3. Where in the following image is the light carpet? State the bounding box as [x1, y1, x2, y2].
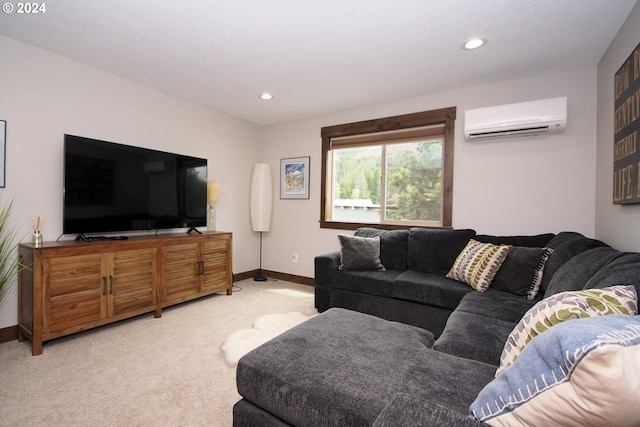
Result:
[0, 279, 317, 427]
[222, 311, 314, 365]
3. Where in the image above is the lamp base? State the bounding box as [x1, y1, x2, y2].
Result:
[253, 274, 268, 282]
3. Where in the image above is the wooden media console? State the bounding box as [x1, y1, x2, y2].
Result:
[18, 232, 232, 355]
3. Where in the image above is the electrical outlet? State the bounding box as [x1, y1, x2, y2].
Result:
[291, 254, 298, 263]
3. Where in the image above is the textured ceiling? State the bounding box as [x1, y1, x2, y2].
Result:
[0, 0, 636, 125]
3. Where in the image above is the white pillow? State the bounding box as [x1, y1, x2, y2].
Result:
[471, 314, 640, 426]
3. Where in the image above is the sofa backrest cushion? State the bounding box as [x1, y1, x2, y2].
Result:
[407, 228, 476, 275]
[583, 252, 640, 300]
[475, 233, 555, 248]
[544, 247, 621, 297]
[354, 228, 409, 271]
[539, 232, 609, 292]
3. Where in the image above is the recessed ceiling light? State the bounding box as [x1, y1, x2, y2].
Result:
[260, 93, 273, 100]
[462, 38, 487, 50]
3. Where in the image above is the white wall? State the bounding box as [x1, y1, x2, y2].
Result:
[0, 34, 607, 329]
[596, 2, 640, 251]
[0, 36, 261, 328]
[260, 66, 598, 278]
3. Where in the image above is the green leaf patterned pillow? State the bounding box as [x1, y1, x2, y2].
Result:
[446, 239, 510, 292]
[496, 285, 638, 376]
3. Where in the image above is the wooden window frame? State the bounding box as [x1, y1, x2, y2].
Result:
[320, 107, 456, 230]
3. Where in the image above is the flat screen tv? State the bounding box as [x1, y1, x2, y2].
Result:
[63, 134, 207, 237]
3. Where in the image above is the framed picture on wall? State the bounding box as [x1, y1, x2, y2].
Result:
[280, 156, 310, 199]
[613, 41, 640, 204]
[0, 121, 5, 188]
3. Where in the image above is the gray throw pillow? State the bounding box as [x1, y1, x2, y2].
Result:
[338, 234, 386, 271]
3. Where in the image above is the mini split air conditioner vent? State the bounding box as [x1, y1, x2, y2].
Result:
[464, 97, 567, 141]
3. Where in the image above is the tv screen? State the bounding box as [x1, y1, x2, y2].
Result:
[63, 134, 207, 236]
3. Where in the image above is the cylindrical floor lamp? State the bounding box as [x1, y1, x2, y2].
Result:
[250, 163, 272, 281]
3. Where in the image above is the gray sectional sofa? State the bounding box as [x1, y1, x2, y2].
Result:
[233, 228, 640, 426]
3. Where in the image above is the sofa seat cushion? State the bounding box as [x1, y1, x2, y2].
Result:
[433, 310, 517, 366]
[392, 270, 474, 309]
[432, 290, 536, 366]
[454, 290, 537, 323]
[332, 269, 403, 298]
[236, 308, 496, 427]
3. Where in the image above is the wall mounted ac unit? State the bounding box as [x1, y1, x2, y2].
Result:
[464, 97, 567, 141]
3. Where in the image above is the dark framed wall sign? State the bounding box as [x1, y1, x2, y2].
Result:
[613, 41, 640, 204]
[0, 120, 5, 188]
[280, 156, 310, 199]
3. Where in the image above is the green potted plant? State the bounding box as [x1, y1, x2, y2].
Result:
[0, 199, 21, 304]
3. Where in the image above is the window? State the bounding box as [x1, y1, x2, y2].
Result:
[320, 107, 456, 230]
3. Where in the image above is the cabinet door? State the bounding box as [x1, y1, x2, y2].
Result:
[163, 243, 199, 303]
[109, 248, 157, 317]
[44, 253, 106, 334]
[201, 238, 231, 294]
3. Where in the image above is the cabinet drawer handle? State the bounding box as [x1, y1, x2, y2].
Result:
[109, 276, 114, 294]
[102, 277, 107, 296]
